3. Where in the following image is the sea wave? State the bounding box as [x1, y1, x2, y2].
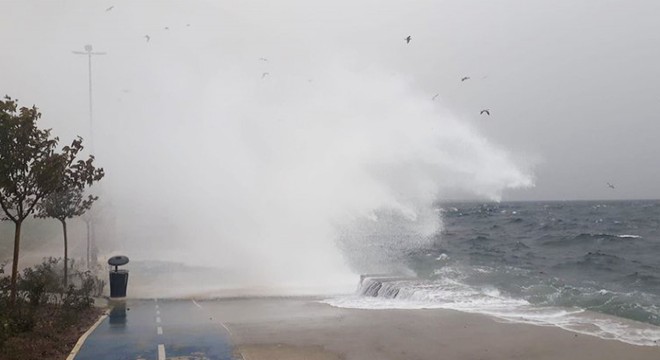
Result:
[323, 275, 660, 347]
[619, 234, 642, 239]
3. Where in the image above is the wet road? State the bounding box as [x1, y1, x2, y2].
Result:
[75, 299, 236, 360]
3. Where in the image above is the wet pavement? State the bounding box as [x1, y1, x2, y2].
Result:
[75, 299, 236, 360]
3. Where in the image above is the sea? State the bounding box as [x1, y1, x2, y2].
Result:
[325, 200, 660, 346]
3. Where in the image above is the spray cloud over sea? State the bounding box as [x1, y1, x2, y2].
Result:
[1, 1, 534, 296]
[106, 62, 532, 296]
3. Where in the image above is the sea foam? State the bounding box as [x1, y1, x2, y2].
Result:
[323, 275, 660, 347]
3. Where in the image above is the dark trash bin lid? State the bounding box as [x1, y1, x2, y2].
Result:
[108, 255, 129, 266]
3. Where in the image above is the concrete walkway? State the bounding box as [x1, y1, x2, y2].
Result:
[74, 299, 236, 360]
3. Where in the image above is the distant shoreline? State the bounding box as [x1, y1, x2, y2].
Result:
[437, 198, 660, 204]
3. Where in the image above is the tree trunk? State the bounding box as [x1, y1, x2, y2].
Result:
[9, 220, 22, 305]
[62, 219, 69, 287]
[86, 219, 90, 269]
[90, 219, 97, 266]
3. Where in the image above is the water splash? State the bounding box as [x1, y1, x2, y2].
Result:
[102, 63, 533, 296]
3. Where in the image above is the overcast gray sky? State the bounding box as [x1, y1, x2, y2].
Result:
[3, 0, 660, 287]
[3, 0, 658, 202]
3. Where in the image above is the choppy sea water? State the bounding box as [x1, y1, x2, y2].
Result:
[325, 200, 660, 346]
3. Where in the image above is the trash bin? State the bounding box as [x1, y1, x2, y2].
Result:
[109, 270, 129, 297]
[108, 255, 130, 298]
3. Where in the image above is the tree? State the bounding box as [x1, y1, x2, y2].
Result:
[35, 188, 98, 287]
[0, 96, 104, 304]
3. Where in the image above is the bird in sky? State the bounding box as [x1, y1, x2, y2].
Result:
[144, 35, 151, 42]
[480, 109, 490, 116]
[186, 24, 191, 27]
[405, 35, 412, 44]
[259, 57, 268, 61]
[262, 72, 269, 79]
[105, 5, 114, 12]
[607, 182, 616, 189]
[432, 94, 439, 101]
[461, 76, 470, 82]
[164, 26, 169, 30]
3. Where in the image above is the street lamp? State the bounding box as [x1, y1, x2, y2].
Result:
[72, 44, 106, 151]
[72, 44, 106, 268]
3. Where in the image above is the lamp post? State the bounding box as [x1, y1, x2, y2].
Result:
[72, 44, 106, 151]
[72, 44, 106, 268]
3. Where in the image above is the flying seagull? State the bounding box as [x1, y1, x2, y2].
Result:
[461, 76, 470, 82]
[186, 24, 191, 27]
[607, 182, 616, 189]
[261, 72, 269, 79]
[259, 57, 268, 61]
[432, 94, 439, 101]
[144, 35, 151, 42]
[105, 5, 114, 12]
[164, 26, 169, 30]
[405, 35, 412, 44]
[480, 109, 490, 116]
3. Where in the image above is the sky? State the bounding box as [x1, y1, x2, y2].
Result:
[2, 0, 660, 290]
[2, 0, 658, 202]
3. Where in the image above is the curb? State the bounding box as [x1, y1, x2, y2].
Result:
[66, 312, 108, 360]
